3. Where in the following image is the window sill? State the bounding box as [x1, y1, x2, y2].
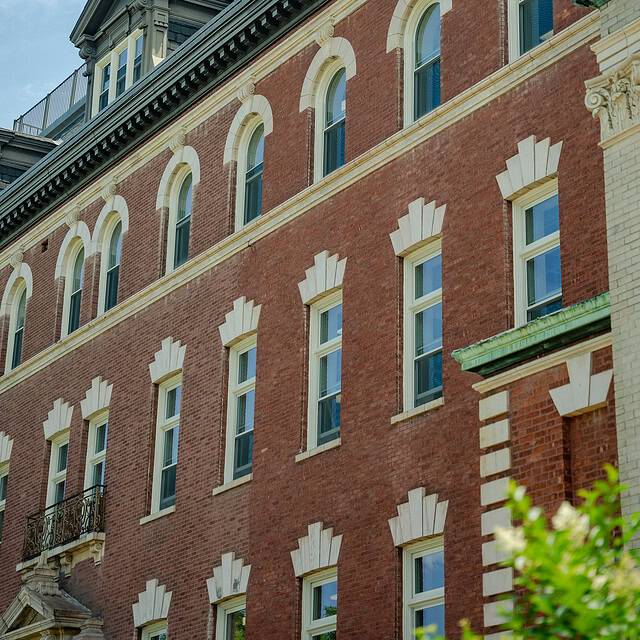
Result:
[212, 473, 253, 496]
[391, 397, 444, 425]
[139, 505, 175, 525]
[295, 437, 341, 463]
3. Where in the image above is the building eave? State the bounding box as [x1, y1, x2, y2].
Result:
[0, 0, 327, 250]
[573, 0, 611, 8]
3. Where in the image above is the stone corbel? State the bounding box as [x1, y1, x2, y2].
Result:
[585, 55, 640, 141]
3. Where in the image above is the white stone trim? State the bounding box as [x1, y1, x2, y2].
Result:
[480, 448, 511, 478]
[386, 0, 452, 52]
[0, 262, 33, 317]
[93, 195, 130, 248]
[54, 222, 93, 280]
[0, 431, 13, 464]
[223, 95, 274, 165]
[549, 353, 613, 417]
[496, 135, 563, 201]
[482, 568, 513, 597]
[43, 398, 74, 441]
[132, 579, 172, 628]
[148, 337, 186, 384]
[206, 552, 251, 604]
[299, 37, 357, 112]
[218, 297, 261, 347]
[80, 376, 113, 421]
[479, 391, 509, 421]
[290, 521, 343, 577]
[390, 198, 446, 256]
[482, 539, 508, 566]
[388, 488, 449, 547]
[481, 507, 511, 537]
[484, 599, 514, 628]
[155, 145, 201, 211]
[298, 251, 347, 305]
[481, 477, 510, 507]
[479, 419, 510, 449]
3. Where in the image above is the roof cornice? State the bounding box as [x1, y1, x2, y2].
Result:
[0, 0, 327, 249]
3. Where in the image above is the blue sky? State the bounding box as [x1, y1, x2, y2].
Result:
[0, 0, 87, 129]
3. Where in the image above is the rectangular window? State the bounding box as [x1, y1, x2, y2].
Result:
[174, 214, 190, 269]
[403, 541, 445, 640]
[302, 570, 338, 640]
[68, 288, 82, 334]
[85, 417, 108, 489]
[142, 623, 167, 640]
[133, 35, 144, 83]
[215, 597, 246, 640]
[0, 468, 7, 543]
[152, 379, 181, 513]
[47, 437, 69, 507]
[225, 339, 256, 483]
[99, 64, 111, 111]
[308, 295, 342, 449]
[404, 245, 443, 411]
[514, 186, 562, 326]
[115, 49, 128, 97]
[511, 0, 553, 59]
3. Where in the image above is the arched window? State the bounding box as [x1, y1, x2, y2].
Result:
[414, 3, 441, 120]
[168, 172, 192, 271]
[243, 123, 265, 226]
[6, 285, 27, 371]
[67, 247, 85, 335]
[322, 67, 347, 177]
[103, 221, 122, 312]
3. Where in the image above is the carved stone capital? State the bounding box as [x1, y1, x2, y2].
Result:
[101, 181, 117, 202]
[10, 249, 24, 269]
[65, 206, 81, 229]
[585, 55, 640, 141]
[237, 77, 256, 103]
[315, 20, 335, 47]
[79, 44, 97, 62]
[169, 128, 187, 153]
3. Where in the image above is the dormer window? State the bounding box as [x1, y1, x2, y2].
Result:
[92, 30, 145, 115]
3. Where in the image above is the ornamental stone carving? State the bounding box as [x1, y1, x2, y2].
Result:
[218, 297, 261, 347]
[237, 77, 257, 103]
[132, 579, 172, 628]
[148, 337, 186, 384]
[206, 552, 251, 604]
[43, 398, 74, 441]
[315, 20, 335, 47]
[298, 251, 347, 305]
[290, 522, 342, 577]
[388, 488, 449, 547]
[81, 376, 113, 420]
[585, 55, 640, 141]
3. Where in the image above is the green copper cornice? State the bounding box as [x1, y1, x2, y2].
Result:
[574, 0, 611, 7]
[452, 292, 611, 377]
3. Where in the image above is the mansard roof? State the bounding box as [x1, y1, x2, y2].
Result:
[0, 0, 328, 250]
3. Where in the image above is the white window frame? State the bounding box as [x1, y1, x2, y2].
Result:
[4, 280, 27, 372]
[403, 537, 445, 640]
[84, 412, 108, 491]
[165, 166, 193, 275]
[92, 29, 145, 115]
[0, 463, 8, 543]
[141, 621, 168, 640]
[215, 595, 246, 640]
[403, 241, 443, 412]
[150, 375, 182, 515]
[234, 118, 265, 232]
[512, 179, 560, 327]
[224, 336, 257, 484]
[61, 241, 85, 339]
[97, 214, 123, 315]
[508, 0, 554, 63]
[302, 567, 338, 640]
[46, 433, 69, 508]
[313, 59, 347, 184]
[402, 0, 441, 127]
[307, 291, 342, 452]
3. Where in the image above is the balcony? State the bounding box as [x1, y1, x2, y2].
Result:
[18, 485, 106, 574]
[13, 64, 88, 141]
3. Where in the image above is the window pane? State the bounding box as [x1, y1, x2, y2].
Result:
[415, 303, 442, 357]
[150, 633, 167, 640]
[160, 465, 177, 509]
[99, 64, 110, 111]
[226, 609, 246, 640]
[11, 328, 23, 369]
[323, 120, 346, 177]
[166, 386, 182, 419]
[325, 69, 346, 127]
[0, 509, 4, 543]
[133, 36, 144, 83]
[55, 480, 66, 504]
[312, 580, 338, 620]
[415, 255, 442, 300]
[519, 0, 553, 54]
[72, 249, 85, 291]
[312, 633, 336, 640]
[320, 304, 343, 344]
[318, 394, 341, 444]
[92, 460, 106, 487]
[415, 550, 445, 593]
[415, 60, 441, 119]
[415, 351, 442, 406]
[57, 444, 68, 473]
[247, 124, 265, 170]
[16, 289, 26, 329]
[0, 475, 7, 501]
[319, 349, 342, 398]
[526, 245, 562, 308]
[236, 391, 255, 435]
[105, 265, 120, 311]
[234, 431, 253, 479]
[116, 49, 127, 96]
[163, 427, 179, 467]
[238, 348, 257, 384]
[415, 603, 445, 636]
[416, 4, 441, 66]
[108, 221, 122, 268]
[68, 290, 82, 333]
[244, 166, 263, 224]
[95, 423, 108, 454]
[174, 218, 190, 268]
[525, 194, 559, 245]
[527, 296, 563, 322]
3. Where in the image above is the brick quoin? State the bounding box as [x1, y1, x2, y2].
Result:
[0, 0, 617, 639]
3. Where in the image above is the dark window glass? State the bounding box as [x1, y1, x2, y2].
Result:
[312, 580, 338, 620]
[11, 288, 26, 369]
[99, 64, 111, 111]
[415, 604, 445, 636]
[414, 4, 441, 119]
[105, 221, 122, 311]
[116, 49, 128, 97]
[525, 194, 559, 245]
[244, 124, 265, 225]
[323, 69, 346, 177]
[415, 255, 442, 299]
[174, 174, 192, 269]
[133, 36, 144, 83]
[415, 550, 445, 593]
[519, 0, 553, 55]
[226, 610, 246, 640]
[318, 349, 342, 445]
[526, 246, 562, 321]
[234, 390, 255, 479]
[67, 248, 84, 334]
[414, 303, 443, 406]
[160, 425, 178, 509]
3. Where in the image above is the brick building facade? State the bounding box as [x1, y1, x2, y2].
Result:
[0, 0, 629, 638]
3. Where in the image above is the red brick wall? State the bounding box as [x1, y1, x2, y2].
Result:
[0, 1, 611, 639]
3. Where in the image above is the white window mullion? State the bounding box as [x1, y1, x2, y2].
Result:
[302, 569, 338, 640]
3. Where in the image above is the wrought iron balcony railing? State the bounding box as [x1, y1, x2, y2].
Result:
[22, 485, 106, 561]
